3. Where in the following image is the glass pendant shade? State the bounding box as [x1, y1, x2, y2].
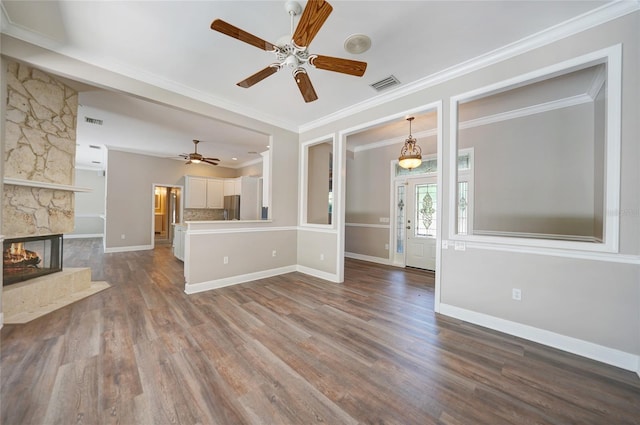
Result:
[398, 117, 422, 169]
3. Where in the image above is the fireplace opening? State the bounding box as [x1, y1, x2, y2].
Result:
[3, 234, 63, 286]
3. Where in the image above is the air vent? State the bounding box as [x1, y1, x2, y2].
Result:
[370, 75, 400, 92]
[84, 117, 103, 125]
[91, 161, 102, 164]
[89, 144, 101, 150]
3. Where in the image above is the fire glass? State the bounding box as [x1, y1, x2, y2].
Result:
[3, 234, 63, 286]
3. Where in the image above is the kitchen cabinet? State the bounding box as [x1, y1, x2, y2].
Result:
[206, 179, 224, 208]
[173, 224, 186, 261]
[223, 178, 243, 196]
[184, 176, 207, 208]
[184, 176, 223, 209]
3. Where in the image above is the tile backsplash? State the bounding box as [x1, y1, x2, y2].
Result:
[183, 208, 225, 221]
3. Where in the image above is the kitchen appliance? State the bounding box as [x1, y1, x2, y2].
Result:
[224, 195, 240, 220]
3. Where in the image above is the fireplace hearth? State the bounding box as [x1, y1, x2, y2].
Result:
[3, 234, 63, 286]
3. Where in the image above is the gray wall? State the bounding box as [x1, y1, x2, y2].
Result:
[344, 134, 437, 261]
[459, 104, 596, 236]
[105, 151, 237, 249]
[301, 12, 640, 360]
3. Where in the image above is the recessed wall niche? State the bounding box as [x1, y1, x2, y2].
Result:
[449, 46, 621, 252]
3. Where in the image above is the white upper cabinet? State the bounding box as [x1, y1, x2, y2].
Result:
[206, 179, 224, 208]
[184, 176, 207, 208]
[184, 176, 223, 209]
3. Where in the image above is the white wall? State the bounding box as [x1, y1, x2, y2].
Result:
[69, 168, 106, 237]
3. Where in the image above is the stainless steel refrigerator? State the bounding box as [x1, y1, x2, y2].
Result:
[223, 195, 240, 220]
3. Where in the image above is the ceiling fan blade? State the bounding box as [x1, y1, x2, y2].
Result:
[310, 55, 367, 77]
[293, 69, 318, 103]
[203, 157, 220, 162]
[292, 0, 333, 48]
[211, 19, 276, 51]
[202, 159, 219, 166]
[237, 65, 279, 88]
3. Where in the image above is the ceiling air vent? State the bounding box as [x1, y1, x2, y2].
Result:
[370, 75, 400, 92]
[84, 116, 103, 125]
[89, 144, 101, 149]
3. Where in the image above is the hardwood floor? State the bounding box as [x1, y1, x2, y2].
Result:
[1, 238, 639, 424]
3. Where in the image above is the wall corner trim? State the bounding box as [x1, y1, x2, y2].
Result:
[439, 303, 639, 373]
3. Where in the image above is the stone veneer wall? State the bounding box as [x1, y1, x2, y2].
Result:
[3, 61, 77, 238]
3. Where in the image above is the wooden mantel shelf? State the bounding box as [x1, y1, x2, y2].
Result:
[4, 177, 91, 193]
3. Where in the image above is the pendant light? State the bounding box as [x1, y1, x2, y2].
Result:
[398, 117, 422, 169]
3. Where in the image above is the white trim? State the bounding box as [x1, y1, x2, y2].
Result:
[299, 1, 639, 133]
[104, 244, 153, 253]
[186, 225, 296, 235]
[65, 233, 104, 239]
[345, 252, 393, 266]
[472, 230, 600, 243]
[434, 101, 443, 313]
[458, 94, 592, 131]
[444, 239, 640, 265]
[296, 265, 340, 283]
[439, 303, 640, 374]
[74, 214, 105, 219]
[0, 313, 3, 330]
[184, 265, 297, 294]
[345, 222, 390, 229]
[3, 177, 91, 192]
[587, 63, 607, 99]
[448, 45, 622, 254]
[296, 226, 337, 234]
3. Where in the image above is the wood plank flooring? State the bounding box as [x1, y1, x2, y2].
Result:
[1, 237, 639, 424]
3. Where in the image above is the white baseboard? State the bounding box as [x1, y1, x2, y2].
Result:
[439, 303, 640, 375]
[345, 252, 392, 266]
[0, 312, 3, 329]
[296, 265, 341, 283]
[104, 244, 153, 253]
[65, 233, 104, 239]
[184, 265, 297, 294]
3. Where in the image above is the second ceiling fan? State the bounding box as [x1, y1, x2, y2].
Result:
[211, 0, 367, 103]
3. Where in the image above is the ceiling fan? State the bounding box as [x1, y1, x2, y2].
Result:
[210, 0, 367, 103]
[180, 140, 220, 165]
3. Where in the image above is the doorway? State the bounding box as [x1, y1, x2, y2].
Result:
[153, 185, 182, 245]
[404, 177, 437, 270]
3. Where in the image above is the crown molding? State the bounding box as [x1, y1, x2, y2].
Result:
[458, 93, 593, 131]
[299, 0, 640, 134]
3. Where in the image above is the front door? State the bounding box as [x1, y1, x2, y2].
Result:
[405, 177, 437, 270]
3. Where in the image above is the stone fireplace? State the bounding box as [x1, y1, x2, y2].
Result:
[3, 234, 63, 286]
[2, 61, 109, 324]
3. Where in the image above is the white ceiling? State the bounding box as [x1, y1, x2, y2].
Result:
[1, 0, 613, 168]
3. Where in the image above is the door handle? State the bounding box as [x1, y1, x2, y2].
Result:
[406, 225, 411, 229]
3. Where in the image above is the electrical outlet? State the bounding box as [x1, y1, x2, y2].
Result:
[272, 250, 277, 257]
[379, 217, 390, 223]
[223, 256, 229, 264]
[320, 253, 325, 261]
[442, 241, 449, 249]
[454, 241, 466, 251]
[384, 243, 389, 250]
[121, 234, 126, 240]
[512, 288, 522, 301]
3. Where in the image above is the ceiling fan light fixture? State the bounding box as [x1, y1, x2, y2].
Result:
[398, 117, 422, 170]
[344, 34, 371, 54]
